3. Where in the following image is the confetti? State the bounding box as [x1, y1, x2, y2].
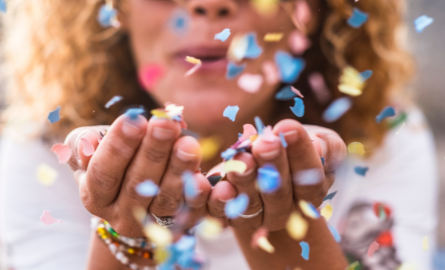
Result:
[360, 70, 373, 81]
[199, 137, 220, 161]
[237, 73, 263, 93]
[105, 96, 123, 109]
[290, 97, 305, 117]
[321, 204, 333, 221]
[293, 1, 311, 26]
[275, 85, 297, 101]
[182, 171, 199, 199]
[0, 0, 6, 13]
[223, 105, 240, 122]
[185, 62, 202, 76]
[257, 164, 281, 194]
[221, 148, 238, 160]
[252, 228, 274, 253]
[288, 31, 311, 55]
[295, 169, 323, 186]
[346, 261, 360, 270]
[348, 142, 365, 155]
[80, 138, 95, 157]
[215, 28, 231, 42]
[257, 236, 275, 253]
[224, 193, 249, 219]
[323, 191, 338, 201]
[414, 15, 433, 33]
[279, 132, 288, 148]
[51, 144, 71, 164]
[255, 116, 265, 135]
[308, 72, 330, 104]
[244, 32, 263, 59]
[145, 223, 173, 247]
[354, 166, 369, 176]
[367, 241, 379, 257]
[125, 107, 145, 120]
[299, 241, 309, 260]
[37, 164, 58, 186]
[48, 106, 61, 124]
[40, 210, 62, 225]
[299, 200, 320, 219]
[226, 62, 246, 80]
[286, 211, 308, 240]
[423, 236, 428, 251]
[264, 33, 283, 42]
[322, 97, 352, 122]
[329, 224, 341, 242]
[98, 3, 118, 28]
[275, 51, 305, 84]
[376, 106, 396, 123]
[138, 64, 164, 91]
[136, 180, 159, 197]
[196, 217, 223, 239]
[339, 67, 365, 96]
[398, 263, 416, 270]
[185, 56, 201, 65]
[224, 160, 247, 174]
[169, 9, 189, 35]
[261, 61, 280, 85]
[227, 34, 249, 61]
[251, 0, 279, 16]
[347, 8, 368, 28]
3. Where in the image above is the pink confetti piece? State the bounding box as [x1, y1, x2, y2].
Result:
[308, 72, 331, 104]
[261, 61, 280, 85]
[294, 1, 311, 25]
[262, 126, 277, 142]
[251, 227, 268, 249]
[367, 241, 379, 257]
[80, 138, 95, 157]
[289, 31, 311, 55]
[40, 210, 62, 225]
[239, 124, 258, 141]
[291, 86, 304, 98]
[138, 64, 164, 92]
[50, 143, 71, 164]
[237, 73, 263, 93]
[185, 63, 201, 76]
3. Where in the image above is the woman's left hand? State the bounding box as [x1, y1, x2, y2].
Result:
[207, 119, 347, 231]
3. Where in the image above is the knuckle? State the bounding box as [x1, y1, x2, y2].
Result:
[88, 162, 120, 192]
[264, 185, 292, 202]
[152, 192, 182, 213]
[124, 177, 146, 201]
[248, 195, 263, 211]
[143, 146, 170, 164]
[108, 137, 135, 160]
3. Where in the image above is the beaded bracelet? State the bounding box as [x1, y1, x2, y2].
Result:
[103, 220, 155, 249]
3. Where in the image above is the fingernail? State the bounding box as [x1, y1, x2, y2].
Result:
[75, 130, 89, 161]
[153, 127, 175, 140]
[283, 130, 298, 144]
[177, 149, 196, 162]
[235, 168, 255, 177]
[122, 119, 143, 137]
[219, 199, 229, 203]
[317, 137, 327, 158]
[259, 149, 280, 160]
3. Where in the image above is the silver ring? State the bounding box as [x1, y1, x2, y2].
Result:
[239, 208, 263, 219]
[151, 213, 176, 228]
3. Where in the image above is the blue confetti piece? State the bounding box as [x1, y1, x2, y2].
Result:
[136, 180, 159, 197]
[175, 235, 196, 251]
[105, 95, 123, 109]
[47, 106, 61, 124]
[321, 157, 325, 166]
[376, 106, 396, 123]
[182, 171, 198, 199]
[279, 132, 288, 148]
[347, 8, 368, 28]
[257, 164, 281, 194]
[170, 9, 189, 35]
[275, 85, 297, 100]
[328, 224, 341, 242]
[323, 97, 352, 123]
[254, 116, 265, 135]
[360, 70, 373, 81]
[221, 148, 237, 160]
[0, 0, 6, 13]
[354, 166, 369, 176]
[274, 51, 306, 84]
[215, 28, 231, 42]
[98, 4, 117, 27]
[223, 105, 240, 122]
[290, 97, 305, 117]
[238, 133, 243, 138]
[226, 62, 246, 80]
[125, 108, 145, 120]
[300, 241, 310, 260]
[225, 193, 249, 219]
[244, 32, 263, 59]
[177, 250, 203, 270]
[415, 15, 433, 33]
[323, 191, 338, 201]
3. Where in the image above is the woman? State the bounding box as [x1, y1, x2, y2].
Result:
[0, 0, 437, 269]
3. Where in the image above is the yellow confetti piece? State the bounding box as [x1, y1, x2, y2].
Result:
[197, 217, 223, 239]
[257, 236, 275, 253]
[132, 206, 146, 224]
[286, 211, 308, 240]
[37, 164, 58, 186]
[338, 67, 364, 96]
[251, 0, 279, 16]
[264, 33, 283, 42]
[228, 34, 248, 62]
[299, 200, 320, 219]
[321, 203, 333, 221]
[338, 84, 362, 96]
[397, 263, 417, 270]
[199, 136, 221, 161]
[422, 236, 428, 251]
[346, 261, 360, 270]
[224, 159, 247, 174]
[154, 247, 170, 264]
[144, 223, 172, 247]
[348, 142, 365, 156]
[185, 56, 202, 65]
[151, 109, 170, 119]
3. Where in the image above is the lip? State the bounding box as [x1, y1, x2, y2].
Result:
[174, 45, 229, 73]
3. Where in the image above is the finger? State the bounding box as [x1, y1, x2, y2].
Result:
[149, 136, 202, 217]
[116, 117, 182, 216]
[181, 173, 212, 228]
[207, 180, 237, 219]
[226, 152, 263, 230]
[273, 119, 327, 207]
[251, 131, 294, 231]
[81, 114, 147, 210]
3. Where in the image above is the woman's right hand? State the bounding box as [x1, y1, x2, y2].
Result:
[65, 113, 212, 237]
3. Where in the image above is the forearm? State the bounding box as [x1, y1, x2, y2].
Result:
[233, 217, 348, 270]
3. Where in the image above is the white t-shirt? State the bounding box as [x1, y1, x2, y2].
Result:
[0, 108, 438, 270]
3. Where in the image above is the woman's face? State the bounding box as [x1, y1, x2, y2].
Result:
[122, 0, 297, 134]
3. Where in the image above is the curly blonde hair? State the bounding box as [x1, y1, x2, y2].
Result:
[1, 0, 413, 149]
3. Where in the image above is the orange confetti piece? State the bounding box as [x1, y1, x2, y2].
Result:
[264, 33, 283, 42]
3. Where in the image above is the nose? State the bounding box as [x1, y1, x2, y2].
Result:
[187, 0, 238, 20]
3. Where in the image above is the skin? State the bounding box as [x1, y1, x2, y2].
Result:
[65, 0, 348, 269]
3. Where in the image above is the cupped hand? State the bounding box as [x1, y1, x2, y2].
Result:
[65, 113, 211, 237]
[207, 119, 347, 231]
